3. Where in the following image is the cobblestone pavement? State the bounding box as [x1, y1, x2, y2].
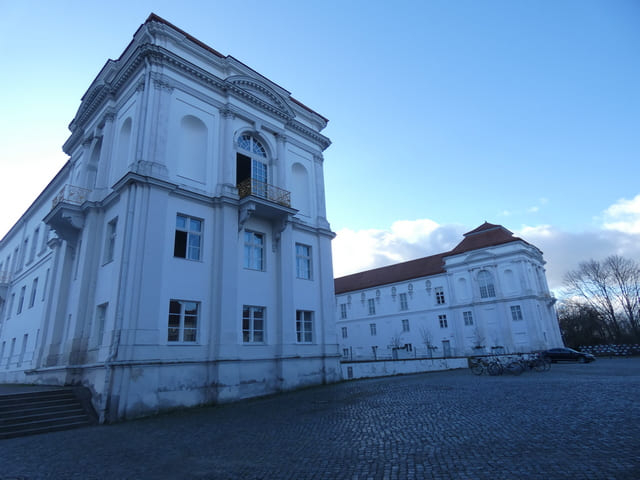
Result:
[2, 358, 639, 480]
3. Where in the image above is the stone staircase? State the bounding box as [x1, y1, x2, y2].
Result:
[0, 387, 97, 439]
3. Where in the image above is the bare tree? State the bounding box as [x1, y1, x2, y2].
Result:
[563, 255, 640, 342]
[389, 332, 403, 359]
[605, 255, 640, 339]
[419, 327, 438, 357]
[472, 326, 486, 352]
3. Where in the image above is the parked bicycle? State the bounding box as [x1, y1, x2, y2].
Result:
[469, 356, 503, 376]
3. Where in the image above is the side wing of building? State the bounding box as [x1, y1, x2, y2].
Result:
[335, 226, 563, 360]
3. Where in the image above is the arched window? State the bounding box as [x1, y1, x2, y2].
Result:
[236, 134, 267, 181]
[477, 270, 496, 298]
[236, 134, 268, 197]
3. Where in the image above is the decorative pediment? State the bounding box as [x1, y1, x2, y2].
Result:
[226, 75, 295, 119]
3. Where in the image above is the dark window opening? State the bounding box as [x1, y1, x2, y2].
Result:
[236, 153, 251, 185]
[174, 230, 187, 258]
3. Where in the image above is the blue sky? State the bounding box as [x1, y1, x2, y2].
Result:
[1, 0, 639, 290]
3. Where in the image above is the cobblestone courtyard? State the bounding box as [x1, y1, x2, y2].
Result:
[2, 358, 639, 479]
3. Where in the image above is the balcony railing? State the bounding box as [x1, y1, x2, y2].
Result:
[237, 178, 291, 208]
[52, 185, 90, 209]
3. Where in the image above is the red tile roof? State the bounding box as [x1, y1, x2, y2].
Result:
[334, 222, 531, 294]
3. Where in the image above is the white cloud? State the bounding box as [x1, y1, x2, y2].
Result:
[331, 212, 640, 296]
[332, 219, 465, 278]
[603, 194, 640, 234]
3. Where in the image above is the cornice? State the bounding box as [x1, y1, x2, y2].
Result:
[65, 42, 331, 154]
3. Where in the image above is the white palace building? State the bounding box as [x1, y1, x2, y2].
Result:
[0, 14, 341, 421]
[335, 223, 563, 361]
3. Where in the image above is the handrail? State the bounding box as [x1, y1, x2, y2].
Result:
[237, 178, 291, 207]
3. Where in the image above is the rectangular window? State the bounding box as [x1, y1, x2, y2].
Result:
[28, 278, 38, 308]
[17, 286, 26, 315]
[19, 238, 29, 271]
[343, 348, 350, 358]
[402, 319, 410, 332]
[12, 247, 19, 273]
[435, 287, 445, 305]
[174, 214, 202, 261]
[94, 303, 108, 347]
[367, 298, 376, 315]
[399, 293, 408, 311]
[439, 314, 448, 328]
[104, 218, 118, 263]
[370, 323, 377, 336]
[7, 294, 15, 319]
[40, 226, 50, 254]
[341, 326, 348, 338]
[295, 243, 312, 280]
[243, 231, 264, 270]
[296, 310, 314, 343]
[167, 300, 199, 343]
[30, 228, 40, 263]
[243, 305, 265, 343]
[511, 305, 523, 321]
[17, 334, 28, 368]
[340, 303, 348, 320]
[42, 268, 50, 302]
[463, 311, 474, 326]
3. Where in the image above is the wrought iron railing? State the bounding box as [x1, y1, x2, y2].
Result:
[52, 185, 90, 209]
[237, 178, 291, 207]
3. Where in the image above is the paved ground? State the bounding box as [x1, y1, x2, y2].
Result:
[1, 358, 639, 480]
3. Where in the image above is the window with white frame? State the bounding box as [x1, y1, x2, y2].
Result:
[367, 298, 376, 315]
[340, 303, 348, 319]
[28, 278, 38, 308]
[295, 243, 312, 280]
[511, 305, 523, 321]
[463, 311, 474, 326]
[296, 310, 313, 343]
[402, 319, 410, 332]
[17, 286, 26, 315]
[439, 314, 448, 328]
[174, 215, 201, 261]
[242, 305, 265, 343]
[399, 292, 408, 311]
[243, 231, 264, 270]
[104, 218, 118, 264]
[435, 287, 445, 304]
[478, 270, 496, 298]
[341, 326, 348, 338]
[370, 323, 377, 336]
[167, 300, 199, 343]
[343, 348, 350, 358]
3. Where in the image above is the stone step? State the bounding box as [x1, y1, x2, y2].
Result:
[0, 387, 96, 439]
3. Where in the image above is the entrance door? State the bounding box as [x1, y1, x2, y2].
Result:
[442, 340, 451, 358]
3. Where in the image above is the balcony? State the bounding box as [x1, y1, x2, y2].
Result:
[237, 178, 291, 208]
[44, 185, 88, 245]
[52, 185, 90, 209]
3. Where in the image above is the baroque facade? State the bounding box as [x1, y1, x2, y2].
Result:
[0, 14, 340, 421]
[335, 223, 563, 360]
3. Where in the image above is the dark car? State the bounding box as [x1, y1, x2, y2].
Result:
[541, 347, 596, 363]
